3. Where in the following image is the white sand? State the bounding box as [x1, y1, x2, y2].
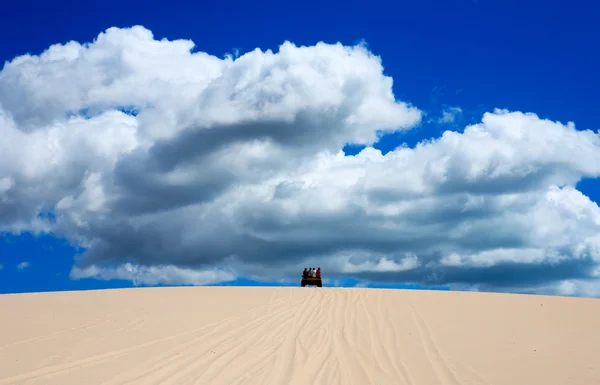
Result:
[1, 286, 599, 385]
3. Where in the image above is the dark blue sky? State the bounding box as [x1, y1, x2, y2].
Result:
[1, 0, 598, 293]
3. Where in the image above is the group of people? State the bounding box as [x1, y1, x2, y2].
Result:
[302, 267, 321, 279]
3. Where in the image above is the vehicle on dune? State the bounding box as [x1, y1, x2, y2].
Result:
[301, 276, 322, 287]
[301, 267, 322, 287]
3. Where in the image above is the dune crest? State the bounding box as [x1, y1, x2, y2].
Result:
[1, 286, 599, 385]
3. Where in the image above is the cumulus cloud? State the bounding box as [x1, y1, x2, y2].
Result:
[341, 254, 420, 273]
[70, 263, 235, 286]
[16, 262, 30, 271]
[1, 26, 600, 295]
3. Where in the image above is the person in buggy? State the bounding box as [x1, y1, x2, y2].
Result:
[301, 267, 322, 287]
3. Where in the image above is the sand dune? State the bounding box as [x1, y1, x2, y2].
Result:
[1, 287, 599, 385]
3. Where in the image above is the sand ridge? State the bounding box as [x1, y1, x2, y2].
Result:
[1, 286, 599, 384]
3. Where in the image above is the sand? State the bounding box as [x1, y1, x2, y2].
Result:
[1, 286, 599, 385]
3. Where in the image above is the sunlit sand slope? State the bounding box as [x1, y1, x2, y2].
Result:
[1, 286, 599, 385]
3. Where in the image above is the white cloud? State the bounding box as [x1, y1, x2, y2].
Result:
[436, 106, 462, 124]
[342, 254, 420, 273]
[1, 26, 600, 295]
[440, 248, 564, 268]
[507, 279, 600, 298]
[70, 263, 236, 286]
[16, 261, 30, 271]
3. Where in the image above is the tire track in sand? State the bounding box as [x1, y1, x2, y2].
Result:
[283, 289, 335, 385]
[0, 307, 131, 353]
[377, 290, 416, 385]
[261, 287, 327, 385]
[359, 289, 406, 384]
[99, 292, 307, 385]
[1, 288, 499, 385]
[410, 303, 462, 385]
[160, 288, 326, 385]
[179, 289, 321, 385]
[0, 295, 294, 385]
[332, 289, 376, 385]
[204, 289, 333, 385]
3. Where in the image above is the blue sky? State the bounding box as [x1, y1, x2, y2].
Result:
[1, 0, 599, 295]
